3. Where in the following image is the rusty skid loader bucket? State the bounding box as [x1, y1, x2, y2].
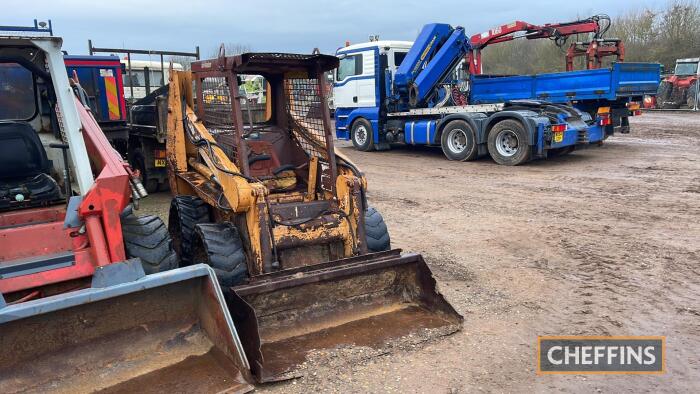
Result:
[0, 265, 254, 394]
[227, 250, 462, 382]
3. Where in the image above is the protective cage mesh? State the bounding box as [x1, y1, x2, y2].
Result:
[284, 78, 329, 159]
[198, 76, 240, 164]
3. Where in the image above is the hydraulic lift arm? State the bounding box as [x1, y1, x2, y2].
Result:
[392, 23, 471, 108]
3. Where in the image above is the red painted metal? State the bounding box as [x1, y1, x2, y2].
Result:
[0, 95, 133, 297]
[0, 219, 73, 261]
[0, 205, 65, 228]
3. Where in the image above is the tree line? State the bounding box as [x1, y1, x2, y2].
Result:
[481, 0, 700, 75]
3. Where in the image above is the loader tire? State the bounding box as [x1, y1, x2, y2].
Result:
[192, 223, 248, 287]
[487, 119, 531, 166]
[365, 207, 391, 252]
[351, 118, 375, 151]
[169, 196, 210, 265]
[121, 213, 178, 274]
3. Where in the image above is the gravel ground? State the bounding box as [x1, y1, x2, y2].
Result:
[140, 111, 700, 393]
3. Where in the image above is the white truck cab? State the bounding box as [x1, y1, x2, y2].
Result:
[334, 41, 412, 109]
[333, 41, 412, 144]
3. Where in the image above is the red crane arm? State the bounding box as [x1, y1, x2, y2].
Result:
[470, 20, 600, 49]
[468, 15, 620, 74]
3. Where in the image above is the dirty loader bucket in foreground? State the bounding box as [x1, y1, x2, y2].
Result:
[0, 265, 254, 394]
[227, 250, 462, 382]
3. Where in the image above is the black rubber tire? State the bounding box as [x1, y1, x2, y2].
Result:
[121, 212, 178, 274]
[351, 118, 375, 151]
[667, 87, 686, 109]
[656, 80, 672, 102]
[168, 196, 210, 265]
[192, 223, 248, 287]
[440, 120, 478, 161]
[365, 207, 391, 252]
[487, 119, 531, 166]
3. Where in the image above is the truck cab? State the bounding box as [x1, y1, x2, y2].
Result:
[334, 41, 411, 143]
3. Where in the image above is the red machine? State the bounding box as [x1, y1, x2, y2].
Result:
[0, 27, 178, 300]
[655, 58, 699, 109]
[1, 28, 253, 393]
[469, 14, 624, 74]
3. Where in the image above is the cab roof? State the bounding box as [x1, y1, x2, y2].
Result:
[192, 52, 339, 75]
[337, 40, 414, 53]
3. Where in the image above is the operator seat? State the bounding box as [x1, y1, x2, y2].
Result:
[0, 121, 62, 209]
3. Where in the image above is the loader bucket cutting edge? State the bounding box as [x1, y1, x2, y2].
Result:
[227, 250, 463, 382]
[0, 264, 254, 394]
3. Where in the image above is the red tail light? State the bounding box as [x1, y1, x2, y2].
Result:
[632, 110, 642, 116]
[551, 124, 566, 132]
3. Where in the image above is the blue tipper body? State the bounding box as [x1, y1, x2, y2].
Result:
[469, 62, 661, 104]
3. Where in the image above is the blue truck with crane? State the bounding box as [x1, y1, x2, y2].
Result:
[334, 20, 661, 165]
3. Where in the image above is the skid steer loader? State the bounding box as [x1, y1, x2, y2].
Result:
[166, 50, 463, 382]
[0, 27, 253, 393]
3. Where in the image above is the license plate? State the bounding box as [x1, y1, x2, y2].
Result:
[554, 131, 564, 143]
[154, 159, 166, 167]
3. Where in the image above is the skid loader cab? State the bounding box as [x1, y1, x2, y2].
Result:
[169, 52, 373, 278]
[168, 51, 462, 383]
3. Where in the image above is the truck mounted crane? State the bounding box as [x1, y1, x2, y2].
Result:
[468, 14, 623, 74]
[334, 23, 610, 165]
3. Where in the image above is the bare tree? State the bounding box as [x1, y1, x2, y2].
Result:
[482, 0, 700, 74]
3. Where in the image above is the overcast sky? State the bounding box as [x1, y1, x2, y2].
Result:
[6, 0, 664, 58]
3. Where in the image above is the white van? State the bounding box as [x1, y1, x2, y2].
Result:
[121, 59, 183, 101]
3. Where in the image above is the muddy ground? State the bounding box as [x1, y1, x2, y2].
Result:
[141, 111, 699, 393]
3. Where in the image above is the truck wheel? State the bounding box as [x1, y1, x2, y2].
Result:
[365, 207, 391, 252]
[169, 196, 210, 265]
[487, 119, 531, 166]
[192, 223, 248, 287]
[351, 118, 375, 151]
[121, 212, 178, 274]
[440, 120, 477, 161]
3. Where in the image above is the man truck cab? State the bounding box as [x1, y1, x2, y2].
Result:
[334, 41, 411, 143]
